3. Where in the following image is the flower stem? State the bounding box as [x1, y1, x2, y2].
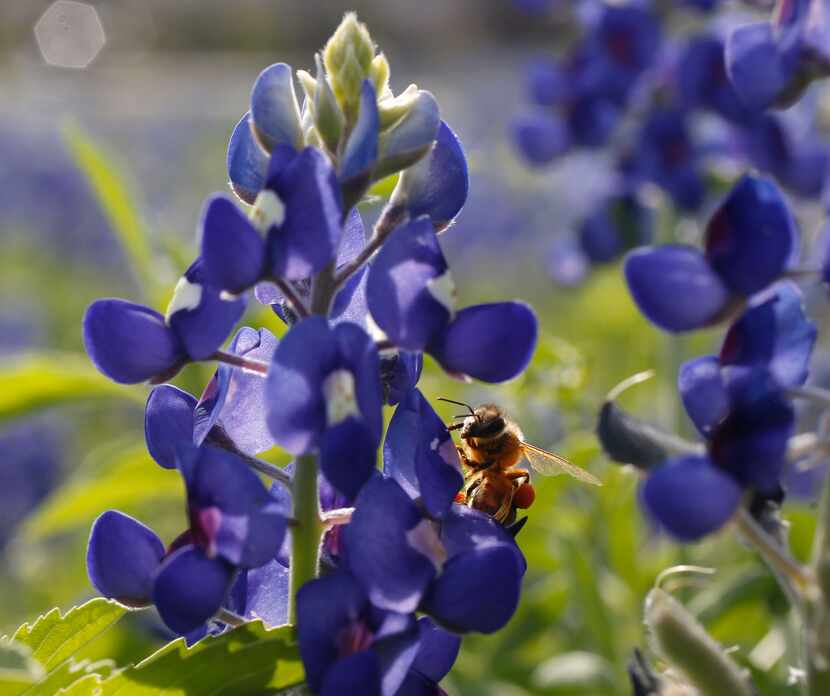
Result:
[273, 278, 310, 319]
[215, 607, 246, 627]
[807, 471, 830, 695]
[734, 508, 816, 603]
[332, 202, 406, 291]
[238, 453, 292, 489]
[210, 350, 270, 375]
[289, 453, 323, 624]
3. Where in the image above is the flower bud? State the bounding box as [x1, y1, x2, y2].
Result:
[645, 588, 754, 696]
[323, 13, 376, 120]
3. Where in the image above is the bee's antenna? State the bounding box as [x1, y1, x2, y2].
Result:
[437, 397, 480, 421]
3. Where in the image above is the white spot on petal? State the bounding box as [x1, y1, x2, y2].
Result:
[323, 369, 360, 426]
[426, 270, 457, 317]
[429, 437, 440, 451]
[405, 519, 446, 573]
[250, 189, 286, 233]
[165, 277, 203, 323]
[365, 312, 390, 345]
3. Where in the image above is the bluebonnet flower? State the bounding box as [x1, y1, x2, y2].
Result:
[640, 282, 814, 540]
[625, 174, 798, 332]
[297, 569, 421, 696]
[265, 316, 383, 500]
[83, 258, 246, 384]
[203, 144, 344, 292]
[367, 217, 538, 382]
[578, 191, 654, 264]
[510, 4, 660, 164]
[144, 327, 278, 468]
[726, 0, 830, 112]
[87, 444, 287, 634]
[339, 390, 525, 633]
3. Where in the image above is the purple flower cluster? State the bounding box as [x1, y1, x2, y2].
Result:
[81, 14, 537, 694]
[612, 168, 822, 541]
[514, 3, 830, 286]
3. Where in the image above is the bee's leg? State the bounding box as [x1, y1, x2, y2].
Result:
[493, 486, 516, 524]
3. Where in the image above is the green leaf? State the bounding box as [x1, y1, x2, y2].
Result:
[8, 599, 127, 672]
[72, 621, 305, 695]
[62, 124, 155, 294]
[22, 446, 181, 542]
[0, 352, 144, 423]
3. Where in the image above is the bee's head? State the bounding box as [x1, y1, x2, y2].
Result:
[439, 398, 508, 440]
[461, 404, 506, 440]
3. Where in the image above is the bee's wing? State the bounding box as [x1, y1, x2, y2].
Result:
[521, 442, 602, 485]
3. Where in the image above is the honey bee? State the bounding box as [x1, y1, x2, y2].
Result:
[440, 399, 601, 525]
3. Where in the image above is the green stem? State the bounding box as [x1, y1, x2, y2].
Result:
[807, 472, 830, 695]
[289, 453, 324, 624]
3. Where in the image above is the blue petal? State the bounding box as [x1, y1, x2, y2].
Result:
[705, 174, 797, 296]
[394, 121, 469, 228]
[579, 208, 622, 263]
[641, 456, 741, 542]
[439, 504, 524, 574]
[377, 91, 441, 176]
[710, 373, 794, 494]
[321, 651, 382, 696]
[145, 385, 197, 469]
[331, 265, 370, 327]
[337, 208, 368, 267]
[167, 259, 247, 361]
[153, 546, 235, 635]
[199, 194, 266, 294]
[720, 281, 816, 389]
[227, 112, 269, 205]
[195, 327, 279, 454]
[511, 110, 569, 166]
[372, 614, 422, 696]
[344, 477, 438, 614]
[367, 217, 452, 350]
[624, 245, 730, 332]
[266, 316, 338, 454]
[241, 558, 289, 626]
[297, 570, 368, 694]
[411, 617, 460, 683]
[341, 81, 379, 185]
[183, 445, 286, 568]
[382, 351, 423, 407]
[267, 147, 344, 280]
[87, 510, 164, 607]
[725, 22, 793, 111]
[383, 388, 463, 518]
[421, 544, 523, 634]
[677, 356, 729, 438]
[428, 302, 538, 383]
[526, 56, 568, 106]
[83, 299, 184, 384]
[334, 321, 384, 444]
[320, 416, 378, 502]
[250, 63, 303, 152]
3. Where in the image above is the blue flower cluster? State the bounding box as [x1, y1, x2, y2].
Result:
[513, 2, 830, 285]
[81, 14, 537, 693]
[616, 171, 822, 541]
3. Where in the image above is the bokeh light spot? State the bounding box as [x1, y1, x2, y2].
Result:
[34, 1, 106, 69]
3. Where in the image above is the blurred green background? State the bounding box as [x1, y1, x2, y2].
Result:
[0, 1, 818, 694]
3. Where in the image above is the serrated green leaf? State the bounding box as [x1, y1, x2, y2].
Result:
[22, 445, 180, 542]
[62, 124, 155, 295]
[0, 352, 144, 423]
[72, 621, 305, 695]
[9, 599, 127, 672]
